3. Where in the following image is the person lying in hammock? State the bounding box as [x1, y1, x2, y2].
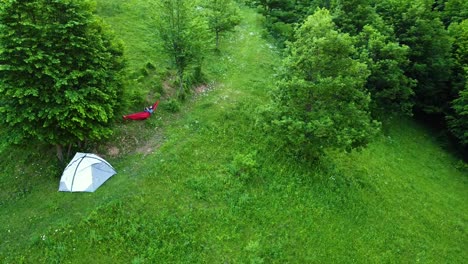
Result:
[123, 101, 159, 121]
[144, 105, 154, 114]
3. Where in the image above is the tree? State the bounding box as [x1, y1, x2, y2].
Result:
[203, 0, 241, 50]
[437, 0, 468, 26]
[406, 15, 453, 115]
[375, 0, 453, 115]
[448, 84, 468, 145]
[447, 20, 468, 145]
[250, 0, 302, 43]
[327, 0, 416, 116]
[266, 9, 379, 159]
[448, 20, 468, 99]
[0, 0, 125, 162]
[331, 0, 377, 35]
[256, 0, 287, 18]
[156, 0, 210, 95]
[357, 24, 416, 116]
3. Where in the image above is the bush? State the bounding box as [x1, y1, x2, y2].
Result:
[163, 99, 181, 113]
[228, 152, 259, 182]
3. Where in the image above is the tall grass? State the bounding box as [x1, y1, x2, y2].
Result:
[0, 1, 466, 263]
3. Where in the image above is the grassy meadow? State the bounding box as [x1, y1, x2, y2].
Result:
[0, 1, 467, 263]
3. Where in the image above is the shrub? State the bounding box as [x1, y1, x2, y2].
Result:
[229, 152, 259, 182]
[163, 99, 181, 113]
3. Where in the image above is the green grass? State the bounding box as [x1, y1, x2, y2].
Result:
[96, 0, 160, 73]
[0, 2, 467, 263]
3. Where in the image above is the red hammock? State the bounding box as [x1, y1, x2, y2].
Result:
[123, 101, 159, 121]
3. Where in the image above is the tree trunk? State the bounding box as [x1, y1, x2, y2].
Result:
[56, 144, 64, 163]
[67, 143, 73, 160]
[178, 69, 184, 95]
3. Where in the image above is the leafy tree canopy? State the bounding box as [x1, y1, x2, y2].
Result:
[435, 0, 468, 26]
[447, 19, 468, 145]
[203, 0, 241, 49]
[448, 84, 468, 146]
[375, 0, 453, 115]
[0, 0, 125, 160]
[155, 0, 211, 94]
[265, 9, 379, 159]
[331, 0, 377, 35]
[357, 23, 416, 116]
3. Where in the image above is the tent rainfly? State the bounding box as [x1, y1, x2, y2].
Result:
[59, 152, 116, 192]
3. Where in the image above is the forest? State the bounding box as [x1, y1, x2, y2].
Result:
[0, 0, 466, 263]
[251, 0, 468, 154]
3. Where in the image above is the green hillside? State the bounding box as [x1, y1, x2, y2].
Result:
[0, 1, 466, 263]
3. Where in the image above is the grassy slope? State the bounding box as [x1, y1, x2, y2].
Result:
[0, 2, 466, 263]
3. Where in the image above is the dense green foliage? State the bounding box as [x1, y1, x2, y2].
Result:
[357, 24, 415, 115]
[331, 0, 376, 35]
[156, 0, 211, 95]
[265, 9, 379, 158]
[329, 0, 416, 115]
[447, 19, 468, 144]
[376, 1, 453, 116]
[449, 85, 468, 144]
[437, 0, 468, 26]
[203, 0, 241, 49]
[0, 0, 124, 159]
[249, 0, 467, 148]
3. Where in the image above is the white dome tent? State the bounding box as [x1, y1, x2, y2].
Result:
[59, 152, 116, 192]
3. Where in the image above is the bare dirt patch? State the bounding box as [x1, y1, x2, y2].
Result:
[162, 79, 177, 99]
[194, 81, 216, 97]
[108, 146, 120, 157]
